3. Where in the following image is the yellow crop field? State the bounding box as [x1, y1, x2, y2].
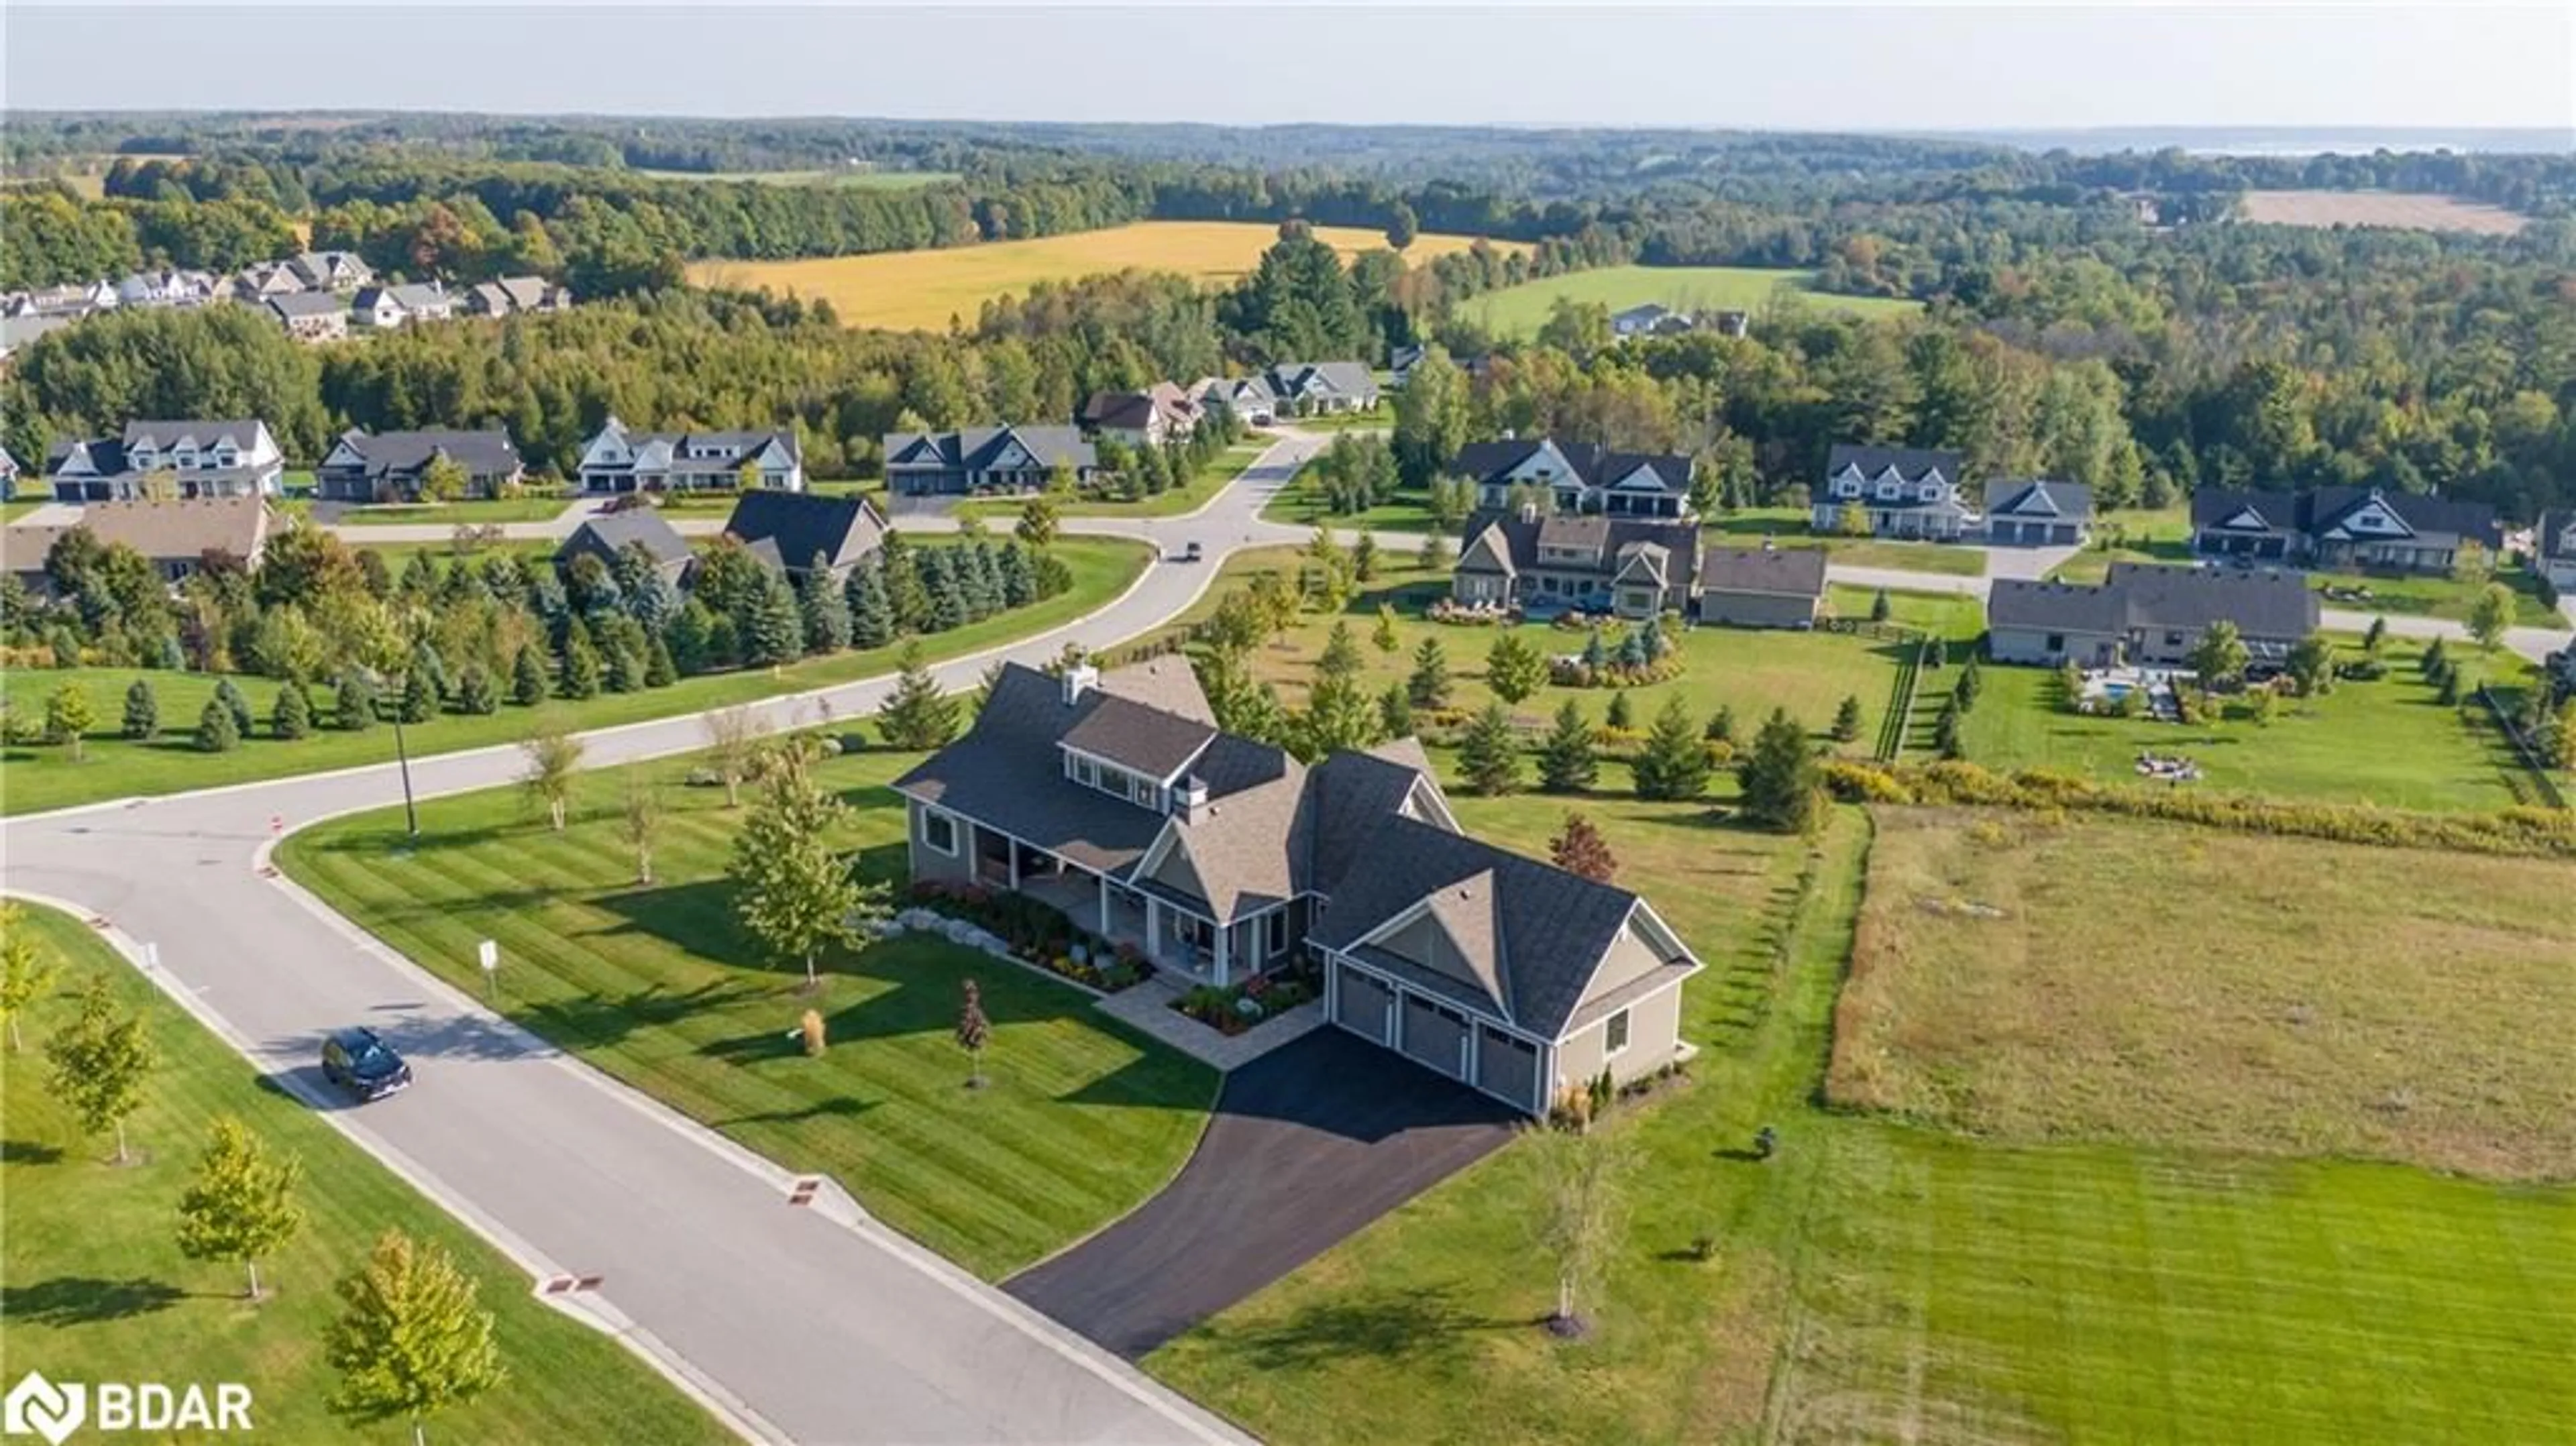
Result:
[688, 221, 1526, 331]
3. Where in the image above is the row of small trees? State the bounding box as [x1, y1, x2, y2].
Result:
[2, 909, 503, 1445]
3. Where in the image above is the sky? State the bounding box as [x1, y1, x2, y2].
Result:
[3, 4, 2571, 133]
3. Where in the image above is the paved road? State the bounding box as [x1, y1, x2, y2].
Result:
[0, 433, 1330, 1446]
[1006, 1030, 1515, 1359]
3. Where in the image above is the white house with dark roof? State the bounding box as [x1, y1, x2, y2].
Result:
[1453, 437, 1696, 518]
[1192, 376, 1279, 426]
[2191, 486, 2503, 575]
[894, 659, 1702, 1116]
[2534, 511, 2576, 595]
[577, 416, 804, 494]
[44, 420, 284, 502]
[881, 425, 1097, 496]
[1816, 444, 1976, 540]
[1983, 478, 2093, 547]
[1265, 361, 1380, 414]
[353, 282, 453, 329]
[287, 251, 374, 292]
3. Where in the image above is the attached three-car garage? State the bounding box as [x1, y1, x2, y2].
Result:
[1327, 956, 1549, 1116]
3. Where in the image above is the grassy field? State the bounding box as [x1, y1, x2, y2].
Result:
[1148, 803, 2576, 1445]
[689, 221, 1527, 331]
[2241, 190, 2528, 235]
[1280, 410, 1393, 435]
[1709, 508, 1990, 577]
[633, 168, 959, 189]
[1258, 478, 1446, 534]
[1959, 640, 2544, 812]
[278, 749, 1216, 1280]
[0, 538, 1147, 817]
[322, 496, 579, 527]
[1466, 264, 1921, 339]
[0, 901, 730, 1445]
[2304, 566, 2565, 630]
[1153, 547, 1911, 747]
[956, 442, 1269, 522]
[1834, 810, 2576, 1178]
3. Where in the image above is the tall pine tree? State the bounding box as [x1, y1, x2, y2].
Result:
[800, 555, 853, 655]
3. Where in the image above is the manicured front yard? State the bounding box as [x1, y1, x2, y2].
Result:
[0, 538, 1147, 817]
[324, 495, 580, 526]
[1147, 803, 2576, 1446]
[1957, 641, 2542, 812]
[1835, 810, 2576, 1178]
[277, 749, 1216, 1280]
[957, 443, 1269, 522]
[1258, 475, 1446, 533]
[0, 901, 731, 1445]
[2305, 565, 2564, 629]
[1707, 509, 1988, 577]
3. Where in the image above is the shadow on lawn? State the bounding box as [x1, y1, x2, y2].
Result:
[1193, 1286, 1511, 1370]
[1, 1276, 184, 1326]
[1, 1137, 64, 1164]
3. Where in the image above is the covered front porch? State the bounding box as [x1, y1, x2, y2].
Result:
[968, 824, 1267, 987]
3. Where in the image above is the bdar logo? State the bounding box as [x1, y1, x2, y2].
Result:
[2, 1372, 85, 1446]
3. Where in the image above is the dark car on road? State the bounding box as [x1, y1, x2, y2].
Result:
[321, 1027, 413, 1101]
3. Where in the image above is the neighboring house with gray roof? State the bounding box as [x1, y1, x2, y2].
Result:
[1077, 383, 1199, 450]
[266, 290, 350, 342]
[1816, 443, 1976, 541]
[1988, 562, 2320, 669]
[1265, 361, 1380, 414]
[894, 660, 1703, 1116]
[555, 507, 694, 586]
[577, 415, 804, 494]
[45, 420, 284, 502]
[1694, 543, 1829, 628]
[2191, 486, 2504, 575]
[720, 490, 886, 579]
[881, 425, 1097, 496]
[288, 251, 374, 292]
[1454, 507, 1701, 620]
[316, 429, 524, 502]
[1454, 436, 1696, 518]
[353, 281, 453, 329]
[1984, 478, 2093, 547]
[1192, 375, 1278, 425]
[2533, 510, 2576, 594]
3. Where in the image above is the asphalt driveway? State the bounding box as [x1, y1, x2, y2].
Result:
[1006, 1027, 1517, 1357]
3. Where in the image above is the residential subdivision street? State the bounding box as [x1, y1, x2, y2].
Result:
[1, 431, 2563, 1444]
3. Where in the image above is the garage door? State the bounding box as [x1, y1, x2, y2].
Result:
[1477, 1025, 1540, 1115]
[1400, 994, 1468, 1079]
[1334, 963, 1393, 1044]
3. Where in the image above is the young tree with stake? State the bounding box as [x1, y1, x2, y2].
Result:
[956, 979, 991, 1089]
[44, 974, 157, 1164]
[618, 772, 663, 885]
[518, 720, 584, 831]
[702, 705, 770, 808]
[326, 1229, 505, 1446]
[176, 1115, 304, 1300]
[1530, 1125, 1631, 1337]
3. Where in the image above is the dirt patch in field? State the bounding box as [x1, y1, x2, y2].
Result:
[2241, 190, 2528, 235]
[1831, 809, 2576, 1179]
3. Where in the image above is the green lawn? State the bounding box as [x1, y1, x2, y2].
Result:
[324, 496, 579, 527]
[1466, 264, 1922, 339]
[1825, 584, 1986, 642]
[0, 901, 731, 1445]
[1705, 508, 1988, 577]
[1280, 410, 1393, 435]
[1157, 547, 1910, 747]
[957, 443, 1269, 522]
[649, 480, 886, 515]
[1, 498, 45, 522]
[1258, 482, 1444, 534]
[2306, 566, 2564, 630]
[0, 539, 1148, 817]
[2045, 506, 2200, 583]
[1148, 803, 2576, 1445]
[277, 750, 1216, 1280]
[1959, 641, 2544, 812]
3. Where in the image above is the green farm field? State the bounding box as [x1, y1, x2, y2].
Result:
[0, 901, 730, 1445]
[1466, 264, 1921, 339]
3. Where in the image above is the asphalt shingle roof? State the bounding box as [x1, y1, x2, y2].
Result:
[1826, 443, 1966, 484]
[720, 492, 884, 574]
[1984, 478, 2094, 522]
[1696, 545, 1829, 598]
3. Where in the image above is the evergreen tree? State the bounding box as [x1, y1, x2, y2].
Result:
[1457, 702, 1522, 796]
[644, 636, 678, 688]
[1934, 698, 1966, 759]
[1606, 689, 1633, 731]
[1617, 626, 1651, 671]
[602, 640, 643, 694]
[1378, 682, 1415, 739]
[745, 569, 804, 666]
[919, 549, 968, 633]
[1832, 694, 1864, 743]
[1299, 664, 1383, 759]
[1373, 604, 1401, 654]
[176, 1115, 304, 1300]
[1321, 621, 1366, 680]
[409, 641, 450, 706]
[557, 618, 602, 698]
[396, 550, 439, 601]
[1706, 704, 1737, 743]
[845, 559, 896, 649]
[335, 672, 377, 731]
[1870, 588, 1892, 623]
[706, 614, 743, 669]
[1419, 532, 1451, 573]
[877, 643, 961, 749]
[273, 679, 312, 740]
[399, 666, 439, 723]
[508, 645, 548, 706]
[454, 664, 498, 716]
[1954, 653, 1984, 711]
[963, 540, 1004, 620]
[1352, 530, 1381, 582]
[1580, 628, 1610, 671]
[1538, 698, 1599, 793]
[1737, 708, 1824, 833]
[121, 679, 159, 739]
[1631, 696, 1712, 801]
[195, 698, 241, 753]
[213, 676, 254, 738]
[325, 1231, 505, 1445]
[801, 555, 852, 654]
[880, 532, 929, 632]
[996, 543, 1037, 610]
[1407, 635, 1452, 708]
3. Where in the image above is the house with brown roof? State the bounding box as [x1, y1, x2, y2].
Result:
[5, 495, 276, 598]
[1077, 383, 1199, 450]
[1453, 508, 1701, 620]
[894, 659, 1702, 1116]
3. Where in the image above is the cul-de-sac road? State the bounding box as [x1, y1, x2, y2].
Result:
[3, 428, 2564, 1443]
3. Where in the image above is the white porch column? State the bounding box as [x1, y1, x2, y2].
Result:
[1007, 840, 1019, 890]
[1213, 923, 1230, 988]
[1145, 897, 1161, 963]
[1098, 875, 1112, 935]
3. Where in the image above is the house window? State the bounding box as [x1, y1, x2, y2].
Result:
[1605, 1009, 1631, 1056]
[2165, 631, 2185, 647]
[1264, 910, 1289, 956]
[2046, 633, 2066, 652]
[921, 809, 959, 857]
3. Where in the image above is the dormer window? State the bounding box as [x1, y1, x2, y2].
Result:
[1919, 482, 1939, 501]
[1837, 480, 1860, 498]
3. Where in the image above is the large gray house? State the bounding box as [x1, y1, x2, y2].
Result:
[1988, 563, 2320, 669]
[315, 429, 523, 502]
[577, 416, 805, 494]
[1814, 444, 1975, 541]
[1453, 437, 1695, 518]
[2191, 487, 2504, 575]
[1984, 479, 2093, 547]
[1454, 510, 1701, 619]
[721, 490, 888, 579]
[894, 660, 1703, 1117]
[45, 420, 285, 502]
[881, 425, 1097, 496]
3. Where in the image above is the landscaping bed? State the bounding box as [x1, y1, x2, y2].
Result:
[1171, 963, 1320, 1036]
[905, 879, 1154, 992]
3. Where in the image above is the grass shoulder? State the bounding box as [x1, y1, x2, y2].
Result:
[0, 901, 731, 1445]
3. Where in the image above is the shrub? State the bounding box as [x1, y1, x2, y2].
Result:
[799, 1009, 827, 1058]
[193, 698, 241, 753]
